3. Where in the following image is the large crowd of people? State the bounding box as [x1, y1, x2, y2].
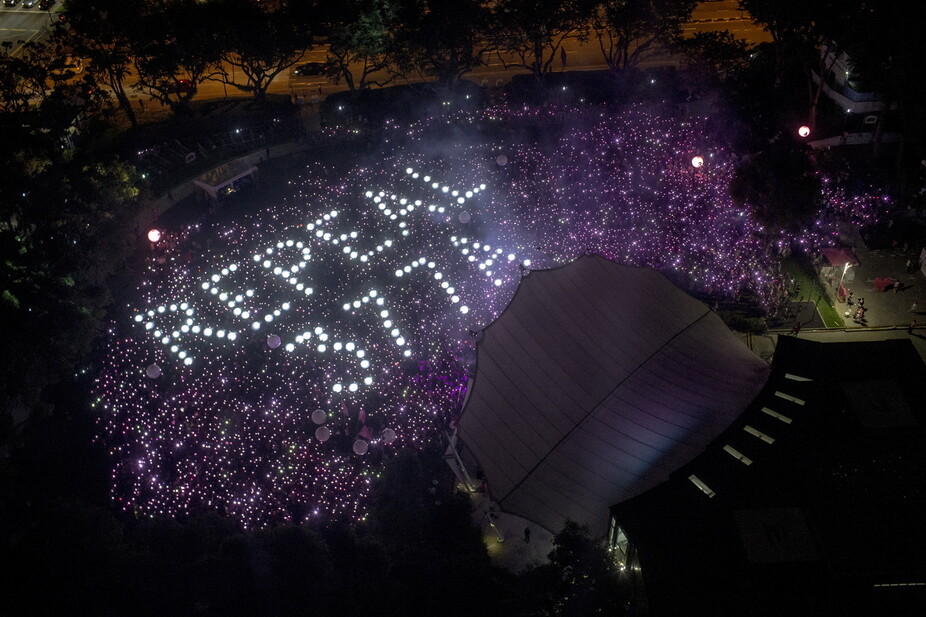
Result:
[95, 104, 889, 528]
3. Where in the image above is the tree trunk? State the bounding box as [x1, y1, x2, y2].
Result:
[344, 67, 356, 91]
[533, 39, 545, 84]
[111, 80, 137, 127]
[772, 36, 784, 88]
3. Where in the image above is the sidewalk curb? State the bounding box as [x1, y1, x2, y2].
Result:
[768, 325, 920, 334]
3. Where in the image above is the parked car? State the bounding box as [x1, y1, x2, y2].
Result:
[4, 0, 21, 7]
[293, 62, 328, 77]
[23, 0, 38, 8]
[39, 0, 53, 8]
[173, 79, 195, 94]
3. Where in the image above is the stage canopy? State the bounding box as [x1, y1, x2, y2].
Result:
[193, 159, 258, 200]
[457, 255, 770, 537]
[820, 247, 859, 268]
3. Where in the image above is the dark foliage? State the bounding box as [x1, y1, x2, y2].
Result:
[730, 142, 821, 233]
[3, 448, 518, 617]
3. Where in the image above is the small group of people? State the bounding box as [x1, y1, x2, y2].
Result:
[846, 291, 865, 308]
[847, 292, 867, 322]
[853, 306, 867, 322]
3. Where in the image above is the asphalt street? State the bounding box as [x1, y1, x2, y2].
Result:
[1, 0, 770, 104]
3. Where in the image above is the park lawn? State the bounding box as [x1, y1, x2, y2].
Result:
[781, 257, 845, 328]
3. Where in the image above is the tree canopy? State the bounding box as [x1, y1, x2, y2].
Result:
[594, 0, 698, 78]
[492, 0, 596, 83]
[322, 0, 396, 91]
[211, 0, 315, 100]
[730, 142, 821, 233]
[132, 1, 224, 113]
[390, 0, 493, 89]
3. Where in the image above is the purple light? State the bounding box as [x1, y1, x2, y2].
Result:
[95, 104, 893, 529]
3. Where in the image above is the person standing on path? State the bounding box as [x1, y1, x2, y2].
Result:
[911, 301, 918, 313]
[909, 319, 917, 335]
[524, 526, 531, 543]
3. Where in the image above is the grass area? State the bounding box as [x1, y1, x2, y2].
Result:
[781, 257, 844, 328]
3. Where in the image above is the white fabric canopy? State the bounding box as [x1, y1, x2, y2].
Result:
[193, 159, 258, 199]
[458, 255, 770, 537]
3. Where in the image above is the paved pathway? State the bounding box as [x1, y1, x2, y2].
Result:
[470, 491, 556, 574]
[841, 243, 924, 328]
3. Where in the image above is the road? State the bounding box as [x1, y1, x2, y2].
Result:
[0, 2, 58, 55]
[687, 0, 770, 42]
[223, 1, 772, 101]
[2, 0, 769, 104]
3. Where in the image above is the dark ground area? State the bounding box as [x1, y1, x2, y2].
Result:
[769, 300, 826, 330]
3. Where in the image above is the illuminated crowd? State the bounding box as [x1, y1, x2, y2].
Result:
[95, 104, 889, 528]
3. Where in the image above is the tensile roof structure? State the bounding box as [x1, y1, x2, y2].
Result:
[458, 255, 770, 537]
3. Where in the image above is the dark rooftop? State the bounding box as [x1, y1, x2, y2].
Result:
[611, 336, 926, 616]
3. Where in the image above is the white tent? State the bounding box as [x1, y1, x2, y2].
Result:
[193, 159, 258, 200]
[458, 255, 770, 537]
